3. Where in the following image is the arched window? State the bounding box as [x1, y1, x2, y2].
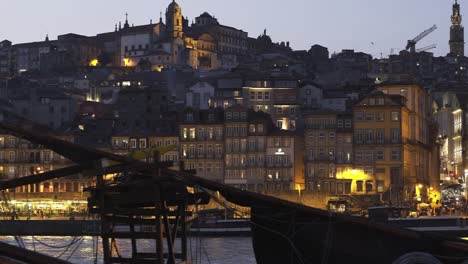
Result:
[66, 182, 72, 192]
[53, 182, 59, 193]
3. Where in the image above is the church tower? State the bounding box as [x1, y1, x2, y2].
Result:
[166, 0, 184, 38]
[450, 0, 465, 57]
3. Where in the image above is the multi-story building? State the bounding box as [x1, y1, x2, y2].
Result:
[434, 92, 464, 183]
[265, 129, 302, 192]
[354, 84, 439, 205]
[0, 132, 91, 205]
[223, 105, 302, 191]
[8, 87, 78, 130]
[243, 76, 300, 130]
[179, 108, 225, 182]
[178, 105, 302, 191]
[111, 130, 179, 169]
[354, 92, 404, 200]
[185, 81, 215, 110]
[304, 111, 354, 194]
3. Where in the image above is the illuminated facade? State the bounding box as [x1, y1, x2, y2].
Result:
[304, 112, 355, 194]
[112, 1, 247, 70]
[433, 92, 463, 183]
[178, 106, 302, 191]
[354, 92, 408, 201]
[0, 133, 91, 201]
[367, 84, 439, 204]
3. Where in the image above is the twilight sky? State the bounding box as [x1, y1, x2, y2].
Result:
[0, 0, 460, 58]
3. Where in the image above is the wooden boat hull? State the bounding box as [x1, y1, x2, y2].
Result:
[251, 206, 468, 264]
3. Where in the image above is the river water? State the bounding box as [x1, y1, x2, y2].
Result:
[0, 236, 256, 264]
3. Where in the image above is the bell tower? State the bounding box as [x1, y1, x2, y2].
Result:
[166, 0, 183, 38]
[450, 0, 465, 56]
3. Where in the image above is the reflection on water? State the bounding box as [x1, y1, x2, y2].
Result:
[0, 236, 256, 264]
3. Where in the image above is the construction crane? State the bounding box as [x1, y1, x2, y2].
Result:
[416, 44, 437, 53]
[405, 24, 437, 53]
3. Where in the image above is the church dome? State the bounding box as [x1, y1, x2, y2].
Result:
[167, 0, 180, 11]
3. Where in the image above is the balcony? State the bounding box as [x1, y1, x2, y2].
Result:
[266, 163, 293, 168]
[265, 177, 290, 182]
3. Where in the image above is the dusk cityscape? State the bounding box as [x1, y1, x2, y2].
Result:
[0, 0, 468, 263]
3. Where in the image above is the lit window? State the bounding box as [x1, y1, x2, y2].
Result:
[391, 112, 400, 121]
[130, 139, 137, 149]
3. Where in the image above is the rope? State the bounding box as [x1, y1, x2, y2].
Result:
[200, 187, 306, 264]
[200, 239, 212, 264]
[55, 236, 83, 259]
[65, 236, 86, 261]
[32, 236, 84, 249]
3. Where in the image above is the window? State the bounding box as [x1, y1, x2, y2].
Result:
[249, 124, 256, 133]
[274, 138, 281, 147]
[257, 124, 264, 133]
[376, 150, 384, 160]
[319, 147, 326, 158]
[329, 148, 335, 160]
[355, 151, 362, 161]
[355, 130, 363, 143]
[337, 183, 343, 194]
[319, 132, 325, 140]
[139, 139, 147, 149]
[356, 181, 364, 192]
[391, 149, 400, 160]
[345, 136, 352, 143]
[257, 92, 263, 100]
[250, 92, 255, 100]
[391, 112, 400, 121]
[366, 129, 373, 143]
[376, 129, 384, 143]
[376, 112, 384, 121]
[375, 168, 385, 173]
[337, 120, 344, 128]
[355, 112, 363, 121]
[377, 180, 384, 192]
[345, 182, 351, 194]
[391, 128, 400, 143]
[264, 92, 270, 100]
[369, 98, 375, 105]
[198, 145, 204, 156]
[189, 128, 196, 139]
[365, 151, 373, 161]
[329, 132, 335, 141]
[376, 98, 384, 105]
[130, 139, 137, 149]
[41, 151, 50, 162]
[366, 181, 373, 192]
[345, 120, 352, 128]
[329, 164, 335, 178]
[365, 112, 373, 121]
[276, 120, 283, 129]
